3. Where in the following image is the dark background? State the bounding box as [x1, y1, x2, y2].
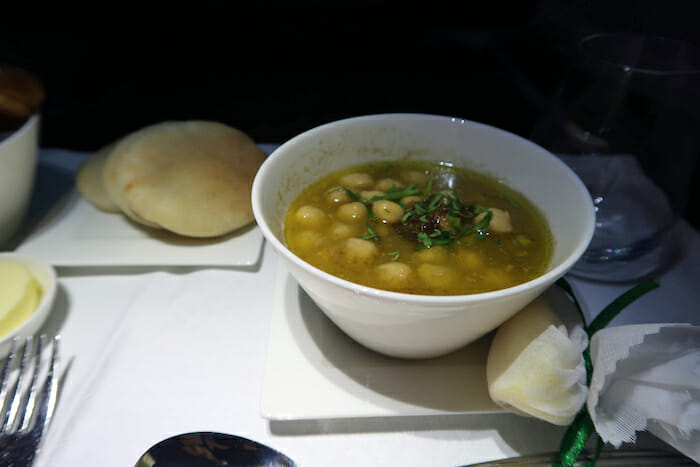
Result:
[2, 0, 699, 226]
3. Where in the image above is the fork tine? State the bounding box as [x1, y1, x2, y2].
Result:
[1, 336, 32, 431]
[0, 337, 19, 417]
[29, 335, 60, 435]
[18, 335, 45, 431]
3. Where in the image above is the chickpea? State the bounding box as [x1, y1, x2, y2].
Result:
[328, 222, 356, 240]
[417, 264, 457, 291]
[372, 200, 405, 224]
[400, 195, 422, 208]
[375, 178, 403, 192]
[291, 230, 324, 253]
[360, 190, 384, 201]
[375, 262, 412, 289]
[413, 246, 448, 264]
[484, 269, 512, 289]
[373, 223, 393, 237]
[457, 250, 484, 271]
[474, 208, 512, 234]
[337, 202, 368, 223]
[342, 238, 379, 264]
[325, 186, 351, 206]
[293, 205, 327, 229]
[339, 172, 374, 190]
[400, 169, 429, 185]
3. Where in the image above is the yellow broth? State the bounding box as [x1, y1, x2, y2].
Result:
[284, 161, 553, 295]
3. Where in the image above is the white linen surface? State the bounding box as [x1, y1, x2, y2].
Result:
[25, 148, 700, 466]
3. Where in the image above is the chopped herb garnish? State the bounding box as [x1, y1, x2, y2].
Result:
[342, 187, 377, 221]
[501, 192, 520, 208]
[416, 232, 432, 249]
[386, 251, 400, 261]
[344, 176, 499, 251]
[341, 187, 362, 202]
[427, 193, 445, 210]
[423, 179, 433, 195]
[472, 210, 492, 232]
[362, 225, 380, 241]
[367, 184, 422, 202]
[399, 187, 494, 248]
[466, 210, 493, 240]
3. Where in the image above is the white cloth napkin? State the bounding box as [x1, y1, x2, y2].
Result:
[486, 291, 700, 463]
[587, 323, 700, 462]
[40, 269, 274, 467]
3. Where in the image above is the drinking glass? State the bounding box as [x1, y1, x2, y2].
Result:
[531, 32, 700, 282]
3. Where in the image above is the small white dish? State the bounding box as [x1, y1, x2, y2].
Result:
[16, 191, 264, 267]
[0, 252, 57, 357]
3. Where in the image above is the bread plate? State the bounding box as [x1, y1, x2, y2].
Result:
[15, 189, 264, 267]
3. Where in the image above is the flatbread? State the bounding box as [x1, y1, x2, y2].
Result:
[77, 142, 160, 227]
[75, 143, 121, 213]
[102, 121, 266, 237]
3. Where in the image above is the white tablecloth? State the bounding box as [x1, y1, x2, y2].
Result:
[11, 149, 700, 466]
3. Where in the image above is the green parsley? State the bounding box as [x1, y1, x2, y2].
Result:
[362, 225, 380, 241]
[366, 184, 422, 203]
[385, 251, 401, 261]
[401, 188, 493, 248]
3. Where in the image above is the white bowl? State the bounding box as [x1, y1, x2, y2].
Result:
[0, 114, 40, 247]
[252, 114, 595, 358]
[0, 252, 56, 358]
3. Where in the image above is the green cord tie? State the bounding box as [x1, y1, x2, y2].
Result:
[554, 278, 660, 467]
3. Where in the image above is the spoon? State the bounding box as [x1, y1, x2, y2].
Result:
[135, 431, 296, 467]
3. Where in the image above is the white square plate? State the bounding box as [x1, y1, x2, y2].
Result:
[17, 190, 264, 266]
[261, 265, 506, 421]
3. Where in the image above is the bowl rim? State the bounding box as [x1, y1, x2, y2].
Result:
[252, 113, 595, 304]
[0, 113, 40, 154]
[0, 252, 57, 345]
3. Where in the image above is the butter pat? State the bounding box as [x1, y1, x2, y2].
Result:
[0, 262, 42, 338]
[486, 296, 588, 426]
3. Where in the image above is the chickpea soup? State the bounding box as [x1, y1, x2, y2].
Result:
[284, 161, 553, 295]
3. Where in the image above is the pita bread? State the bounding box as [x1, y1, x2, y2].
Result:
[75, 143, 121, 213]
[102, 121, 266, 237]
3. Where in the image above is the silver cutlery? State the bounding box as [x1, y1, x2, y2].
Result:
[0, 335, 60, 467]
[461, 448, 695, 466]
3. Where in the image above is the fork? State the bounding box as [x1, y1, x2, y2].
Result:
[461, 448, 696, 466]
[0, 336, 60, 467]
